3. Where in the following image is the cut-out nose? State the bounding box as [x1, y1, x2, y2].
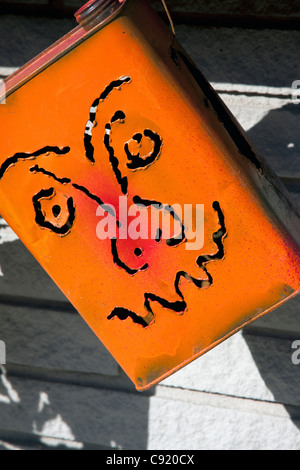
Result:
[134, 247, 143, 257]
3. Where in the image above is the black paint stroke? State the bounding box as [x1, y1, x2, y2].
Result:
[30, 164, 71, 184]
[175, 270, 213, 297]
[84, 76, 131, 163]
[32, 187, 75, 235]
[104, 112, 128, 195]
[132, 196, 186, 246]
[72, 183, 116, 218]
[108, 201, 227, 327]
[196, 201, 226, 271]
[111, 110, 126, 124]
[155, 228, 162, 243]
[111, 238, 148, 276]
[108, 307, 149, 328]
[125, 129, 162, 170]
[164, 204, 186, 247]
[132, 195, 163, 209]
[0, 146, 70, 180]
[144, 292, 187, 315]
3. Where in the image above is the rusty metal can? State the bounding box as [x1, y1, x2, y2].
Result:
[0, 0, 299, 390]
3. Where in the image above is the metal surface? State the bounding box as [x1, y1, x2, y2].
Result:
[75, 0, 127, 25]
[0, 0, 299, 391]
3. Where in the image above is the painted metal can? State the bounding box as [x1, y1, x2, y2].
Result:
[0, 0, 299, 390]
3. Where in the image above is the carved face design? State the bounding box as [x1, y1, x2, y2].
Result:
[0, 13, 297, 393]
[0, 77, 226, 329]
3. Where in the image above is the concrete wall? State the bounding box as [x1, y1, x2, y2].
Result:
[0, 0, 299, 450]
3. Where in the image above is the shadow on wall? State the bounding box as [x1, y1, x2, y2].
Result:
[243, 102, 300, 431]
[0, 364, 152, 450]
[247, 103, 300, 181]
[242, 325, 300, 431]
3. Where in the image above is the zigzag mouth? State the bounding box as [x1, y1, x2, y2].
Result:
[107, 292, 187, 329]
[107, 200, 227, 328]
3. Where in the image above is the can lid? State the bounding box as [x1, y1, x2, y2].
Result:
[75, 0, 127, 25]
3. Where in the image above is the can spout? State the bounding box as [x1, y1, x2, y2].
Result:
[75, 0, 127, 25]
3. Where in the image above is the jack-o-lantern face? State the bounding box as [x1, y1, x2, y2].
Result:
[0, 62, 298, 393]
[0, 1, 298, 392]
[0, 76, 226, 330]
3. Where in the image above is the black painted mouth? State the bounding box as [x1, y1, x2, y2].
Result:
[107, 267, 211, 328]
[107, 200, 227, 328]
[107, 292, 187, 329]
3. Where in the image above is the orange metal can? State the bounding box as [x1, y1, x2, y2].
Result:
[0, 0, 299, 390]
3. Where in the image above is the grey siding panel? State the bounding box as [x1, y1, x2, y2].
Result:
[0, 303, 119, 376]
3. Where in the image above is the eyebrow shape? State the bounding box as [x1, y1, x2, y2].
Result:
[84, 76, 131, 163]
[0, 146, 70, 180]
[104, 110, 128, 195]
[29, 164, 116, 218]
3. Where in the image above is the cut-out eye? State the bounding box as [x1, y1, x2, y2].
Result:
[32, 188, 75, 235]
[52, 204, 62, 218]
[124, 129, 162, 170]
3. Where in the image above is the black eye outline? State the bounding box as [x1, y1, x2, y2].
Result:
[32, 187, 75, 236]
[124, 129, 162, 170]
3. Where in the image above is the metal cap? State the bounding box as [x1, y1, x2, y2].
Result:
[75, 0, 127, 25]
